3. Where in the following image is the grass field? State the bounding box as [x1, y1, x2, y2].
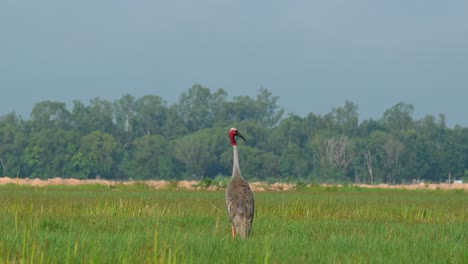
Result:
[0, 184, 466, 263]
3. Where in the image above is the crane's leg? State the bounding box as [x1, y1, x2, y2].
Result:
[231, 224, 235, 238]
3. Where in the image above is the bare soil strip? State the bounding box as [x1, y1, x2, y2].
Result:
[0, 177, 466, 191]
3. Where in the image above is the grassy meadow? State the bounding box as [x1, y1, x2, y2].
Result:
[0, 184, 466, 263]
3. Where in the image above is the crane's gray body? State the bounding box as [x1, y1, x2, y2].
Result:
[226, 144, 254, 239]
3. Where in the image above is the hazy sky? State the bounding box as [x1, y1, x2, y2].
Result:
[1, 1, 467, 126]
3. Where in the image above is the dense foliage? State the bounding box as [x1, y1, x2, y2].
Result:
[1, 84, 467, 183]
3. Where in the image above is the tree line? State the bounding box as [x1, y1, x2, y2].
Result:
[1, 84, 467, 183]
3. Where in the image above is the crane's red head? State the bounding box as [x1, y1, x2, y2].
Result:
[229, 127, 246, 146]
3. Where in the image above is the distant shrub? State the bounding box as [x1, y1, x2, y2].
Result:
[198, 178, 212, 188]
[295, 181, 307, 191]
[213, 175, 229, 189]
[163, 180, 178, 190]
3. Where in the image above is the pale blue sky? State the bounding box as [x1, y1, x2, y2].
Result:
[1, 1, 467, 126]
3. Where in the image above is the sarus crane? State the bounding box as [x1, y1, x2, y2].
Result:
[226, 127, 254, 239]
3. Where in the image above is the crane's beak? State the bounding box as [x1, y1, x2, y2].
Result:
[236, 131, 246, 141]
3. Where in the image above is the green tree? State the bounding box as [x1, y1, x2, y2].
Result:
[130, 135, 176, 179]
[270, 115, 310, 148]
[71, 100, 89, 133]
[72, 98, 115, 134]
[363, 131, 388, 183]
[177, 84, 213, 131]
[224, 89, 284, 127]
[23, 145, 44, 178]
[324, 101, 359, 136]
[70, 152, 92, 179]
[382, 134, 404, 183]
[414, 114, 446, 180]
[242, 146, 280, 181]
[439, 127, 468, 181]
[324, 135, 351, 181]
[0, 113, 27, 177]
[31, 101, 71, 131]
[346, 137, 368, 183]
[227, 96, 258, 123]
[79, 131, 119, 179]
[4, 84, 468, 183]
[358, 119, 386, 137]
[163, 105, 188, 140]
[211, 88, 229, 126]
[256, 88, 284, 128]
[174, 128, 217, 179]
[399, 130, 431, 183]
[279, 143, 309, 180]
[22, 129, 79, 178]
[134, 95, 168, 136]
[113, 94, 137, 134]
[382, 102, 414, 131]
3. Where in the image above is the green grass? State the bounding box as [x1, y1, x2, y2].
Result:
[0, 184, 466, 263]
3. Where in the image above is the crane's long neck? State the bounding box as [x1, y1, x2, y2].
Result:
[232, 145, 242, 180]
